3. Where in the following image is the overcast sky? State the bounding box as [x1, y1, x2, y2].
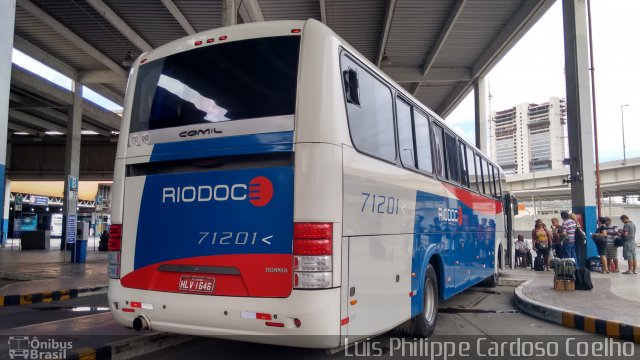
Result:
[446, 0, 640, 163]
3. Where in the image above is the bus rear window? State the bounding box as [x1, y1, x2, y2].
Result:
[130, 36, 300, 133]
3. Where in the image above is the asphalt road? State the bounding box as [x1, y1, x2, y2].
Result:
[0, 293, 109, 330]
[133, 285, 638, 359]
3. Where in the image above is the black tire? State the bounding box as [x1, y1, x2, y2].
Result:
[412, 264, 439, 337]
[498, 244, 503, 270]
[481, 271, 499, 288]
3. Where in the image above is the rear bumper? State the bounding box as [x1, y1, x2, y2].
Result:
[108, 280, 342, 348]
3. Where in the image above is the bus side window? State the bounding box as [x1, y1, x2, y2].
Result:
[459, 142, 469, 188]
[481, 157, 491, 197]
[488, 164, 496, 197]
[467, 147, 478, 192]
[476, 154, 486, 195]
[396, 98, 416, 168]
[432, 124, 446, 179]
[443, 131, 460, 183]
[414, 111, 433, 173]
[341, 54, 396, 162]
[492, 165, 500, 198]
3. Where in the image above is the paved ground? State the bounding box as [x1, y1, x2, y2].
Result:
[0, 242, 108, 298]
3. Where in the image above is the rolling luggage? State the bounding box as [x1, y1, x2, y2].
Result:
[533, 255, 545, 271]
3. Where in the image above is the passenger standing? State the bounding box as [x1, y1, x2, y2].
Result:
[561, 211, 577, 264]
[591, 217, 609, 273]
[604, 217, 619, 273]
[550, 218, 565, 258]
[620, 215, 637, 274]
[532, 219, 552, 271]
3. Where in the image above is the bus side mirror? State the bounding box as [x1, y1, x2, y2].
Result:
[512, 196, 519, 215]
[343, 68, 360, 106]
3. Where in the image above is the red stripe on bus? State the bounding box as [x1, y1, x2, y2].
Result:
[443, 184, 502, 214]
[120, 254, 293, 298]
[341, 317, 349, 326]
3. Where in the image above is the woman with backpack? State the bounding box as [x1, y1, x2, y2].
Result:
[532, 219, 552, 271]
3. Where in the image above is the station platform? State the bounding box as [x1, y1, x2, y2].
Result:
[508, 260, 640, 342]
[0, 241, 108, 306]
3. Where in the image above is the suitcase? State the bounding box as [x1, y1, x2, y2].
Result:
[533, 255, 545, 271]
[575, 267, 593, 290]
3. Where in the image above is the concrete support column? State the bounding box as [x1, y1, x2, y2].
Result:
[563, 0, 598, 265]
[0, 1, 16, 246]
[2, 180, 10, 247]
[223, 0, 237, 26]
[474, 77, 487, 153]
[62, 82, 82, 251]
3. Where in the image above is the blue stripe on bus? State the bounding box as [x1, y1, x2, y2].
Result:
[133, 167, 294, 270]
[410, 189, 497, 317]
[150, 131, 294, 162]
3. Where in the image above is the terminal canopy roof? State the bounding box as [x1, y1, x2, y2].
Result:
[10, 0, 554, 137]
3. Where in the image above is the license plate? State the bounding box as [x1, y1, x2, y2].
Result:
[178, 275, 215, 293]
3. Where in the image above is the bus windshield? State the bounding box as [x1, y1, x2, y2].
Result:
[129, 36, 300, 133]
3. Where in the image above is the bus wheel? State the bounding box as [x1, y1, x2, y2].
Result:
[413, 264, 439, 337]
[498, 244, 503, 269]
[481, 271, 499, 288]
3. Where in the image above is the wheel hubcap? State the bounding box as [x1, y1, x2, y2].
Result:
[424, 278, 435, 323]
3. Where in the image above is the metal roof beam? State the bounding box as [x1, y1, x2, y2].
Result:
[86, 84, 124, 106]
[383, 66, 471, 83]
[78, 70, 123, 84]
[472, 0, 553, 79]
[238, 0, 264, 23]
[438, 0, 555, 117]
[85, 0, 153, 52]
[18, 0, 127, 78]
[9, 109, 66, 133]
[32, 107, 112, 137]
[13, 35, 125, 106]
[9, 122, 43, 137]
[161, 0, 195, 35]
[13, 35, 78, 80]
[420, 0, 467, 78]
[11, 66, 121, 130]
[376, 0, 397, 67]
[320, 0, 327, 24]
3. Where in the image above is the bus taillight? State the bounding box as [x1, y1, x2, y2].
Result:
[108, 224, 123, 279]
[293, 223, 332, 289]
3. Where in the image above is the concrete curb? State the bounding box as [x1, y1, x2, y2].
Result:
[69, 333, 193, 360]
[0, 285, 107, 307]
[515, 279, 640, 342]
[497, 277, 527, 287]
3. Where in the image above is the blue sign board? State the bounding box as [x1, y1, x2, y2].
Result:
[32, 196, 49, 206]
[68, 176, 78, 192]
[66, 214, 77, 244]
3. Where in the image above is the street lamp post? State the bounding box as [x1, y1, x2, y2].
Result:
[621, 104, 629, 165]
[531, 157, 539, 215]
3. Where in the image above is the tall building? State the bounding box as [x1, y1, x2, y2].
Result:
[490, 97, 566, 175]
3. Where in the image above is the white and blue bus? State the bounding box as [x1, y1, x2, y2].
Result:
[108, 19, 514, 349]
